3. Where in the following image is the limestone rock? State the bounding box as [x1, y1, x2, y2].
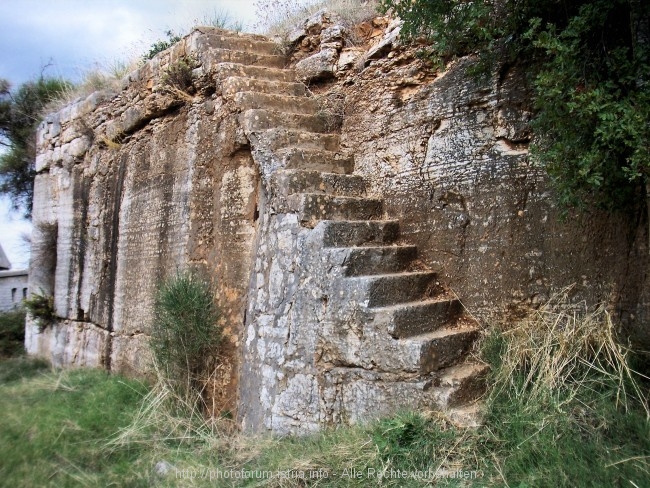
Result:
[320, 25, 345, 44]
[366, 20, 402, 63]
[295, 48, 338, 82]
[337, 48, 365, 72]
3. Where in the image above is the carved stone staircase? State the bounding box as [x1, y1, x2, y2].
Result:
[202, 29, 487, 426]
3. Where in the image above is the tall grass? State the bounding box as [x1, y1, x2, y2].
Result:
[0, 362, 149, 487]
[469, 286, 650, 486]
[41, 58, 139, 116]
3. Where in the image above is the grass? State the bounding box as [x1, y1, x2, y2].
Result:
[41, 58, 139, 115]
[0, 358, 149, 487]
[1, 288, 649, 486]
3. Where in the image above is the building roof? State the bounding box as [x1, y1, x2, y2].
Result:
[0, 243, 11, 270]
[0, 269, 27, 278]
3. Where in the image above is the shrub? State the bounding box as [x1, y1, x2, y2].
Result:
[0, 309, 27, 357]
[144, 30, 183, 60]
[150, 271, 221, 402]
[23, 293, 55, 331]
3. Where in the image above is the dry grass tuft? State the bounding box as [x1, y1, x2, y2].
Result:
[42, 59, 139, 116]
[254, 0, 380, 38]
[493, 285, 649, 417]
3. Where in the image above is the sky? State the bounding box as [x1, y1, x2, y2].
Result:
[0, 0, 266, 269]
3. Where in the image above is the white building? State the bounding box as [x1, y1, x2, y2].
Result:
[0, 243, 28, 311]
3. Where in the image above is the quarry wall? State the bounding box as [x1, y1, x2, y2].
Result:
[25, 17, 650, 432]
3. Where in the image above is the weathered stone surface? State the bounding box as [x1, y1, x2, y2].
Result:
[295, 48, 338, 82]
[365, 20, 402, 63]
[25, 318, 109, 368]
[337, 48, 364, 72]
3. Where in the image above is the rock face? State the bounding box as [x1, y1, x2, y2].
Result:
[27, 23, 650, 433]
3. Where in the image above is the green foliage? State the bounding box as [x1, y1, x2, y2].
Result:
[143, 30, 183, 60]
[381, 0, 650, 213]
[0, 309, 26, 357]
[23, 292, 55, 330]
[0, 77, 72, 217]
[150, 271, 221, 399]
[529, 1, 650, 211]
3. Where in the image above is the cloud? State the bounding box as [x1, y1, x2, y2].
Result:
[0, 0, 259, 84]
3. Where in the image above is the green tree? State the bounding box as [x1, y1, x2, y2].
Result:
[381, 0, 650, 214]
[0, 77, 71, 218]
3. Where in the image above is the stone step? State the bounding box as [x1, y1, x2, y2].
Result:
[292, 194, 383, 225]
[234, 92, 319, 114]
[271, 169, 366, 198]
[353, 271, 438, 308]
[214, 62, 296, 83]
[336, 245, 417, 276]
[250, 128, 340, 152]
[201, 30, 282, 55]
[321, 220, 401, 247]
[204, 48, 287, 69]
[277, 148, 354, 174]
[400, 327, 480, 374]
[376, 298, 464, 339]
[240, 109, 329, 133]
[430, 362, 489, 409]
[222, 77, 306, 100]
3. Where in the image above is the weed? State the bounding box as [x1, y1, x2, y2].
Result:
[254, 0, 379, 39]
[161, 57, 198, 95]
[196, 8, 244, 31]
[41, 59, 139, 116]
[99, 135, 122, 151]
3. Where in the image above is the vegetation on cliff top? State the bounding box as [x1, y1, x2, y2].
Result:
[381, 0, 650, 214]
